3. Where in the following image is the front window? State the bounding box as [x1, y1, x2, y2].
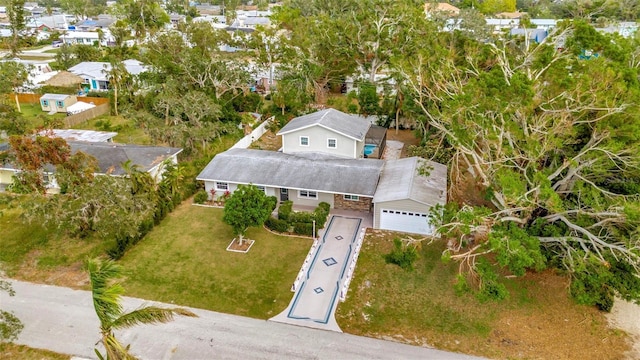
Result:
[299, 190, 317, 199]
[300, 136, 309, 146]
[41, 100, 49, 106]
[256, 185, 266, 193]
[343, 194, 359, 201]
[216, 182, 228, 190]
[56, 101, 64, 107]
[327, 138, 337, 148]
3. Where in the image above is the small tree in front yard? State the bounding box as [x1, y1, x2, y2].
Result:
[222, 184, 273, 245]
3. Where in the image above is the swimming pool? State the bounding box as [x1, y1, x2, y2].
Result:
[364, 144, 376, 156]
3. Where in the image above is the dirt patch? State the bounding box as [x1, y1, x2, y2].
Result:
[386, 129, 420, 158]
[16, 250, 89, 289]
[250, 129, 281, 151]
[488, 271, 628, 360]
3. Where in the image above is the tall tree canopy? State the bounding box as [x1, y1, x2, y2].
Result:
[395, 20, 640, 309]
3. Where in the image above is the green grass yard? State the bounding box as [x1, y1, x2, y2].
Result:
[335, 230, 628, 359]
[75, 114, 151, 144]
[119, 204, 312, 319]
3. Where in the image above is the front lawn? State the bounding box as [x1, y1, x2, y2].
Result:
[119, 203, 312, 319]
[336, 230, 629, 360]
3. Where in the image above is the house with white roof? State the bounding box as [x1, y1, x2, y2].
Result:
[197, 108, 447, 235]
[68, 60, 148, 91]
[61, 30, 114, 46]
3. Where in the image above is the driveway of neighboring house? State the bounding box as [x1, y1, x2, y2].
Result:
[270, 214, 366, 332]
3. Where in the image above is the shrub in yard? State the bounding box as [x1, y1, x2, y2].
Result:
[288, 211, 314, 224]
[278, 200, 293, 220]
[266, 195, 278, 212]
[293, 222, 314, 237]
[194, 190, 208, 204]
[265, 216, 289, 233]
[384, 238, 418, 271]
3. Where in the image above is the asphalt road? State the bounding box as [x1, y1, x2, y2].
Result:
[1, 279, 484, 360]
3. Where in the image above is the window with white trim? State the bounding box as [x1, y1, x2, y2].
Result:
[343, 194, 359, 201]
[215, 182, 228, 190]
[42, 100, 49, 106]
[327, 138, 337, 148]
[300, 136, 309, 146]
[299, 190, 317, 199]
[256, 185, 266, 193]
[56, 101, 64, 107]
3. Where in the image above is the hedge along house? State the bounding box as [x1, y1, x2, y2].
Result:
[40, 93, 77, 113]
[197, 108, 448, 235]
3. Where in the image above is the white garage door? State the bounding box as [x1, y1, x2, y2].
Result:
[379, 209, 434, 235]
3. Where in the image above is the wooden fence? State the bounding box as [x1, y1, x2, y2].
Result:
[14, 93, 110, 106]
[64, 103, 110, 127]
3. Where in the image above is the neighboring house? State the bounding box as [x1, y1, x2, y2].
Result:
[424, 2, 460, 17]
[0, 140, 182, 193]
[37, 14, 72, 30]
[510, 28, 548, 43]
[68, 60, 147, 91]
[60, 30, 114, 46]
[276, 109, 370, 159]
[37, 129, 116, 142]
[197, 108, 447, 235]
[75, 15, 116, 31]
[1, 58, 58, 87]
[40, 93, 78, 113]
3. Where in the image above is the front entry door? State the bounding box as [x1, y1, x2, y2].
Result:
[280, 188, 288, 201]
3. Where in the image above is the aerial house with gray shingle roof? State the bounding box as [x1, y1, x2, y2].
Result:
[197, 108, 448, 235]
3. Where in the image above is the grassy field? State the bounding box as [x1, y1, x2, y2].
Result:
[75, 114, 151, 144]
[0, 194, 108, 285]
[336, 230, 629, 359]
[119, 204, 311, 319]
[18, 103, 66, 130]
[0, 343, 69, 360]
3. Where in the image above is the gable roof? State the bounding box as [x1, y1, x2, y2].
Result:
[196, 148, 384, 196]
[40, 93, 72, 101]
[424, 2, 460, 15]
[373, 157, 447, 207]
[68, 142, 182, 175]
[277, 108, 371, 142]
[68, 60, 147, 81]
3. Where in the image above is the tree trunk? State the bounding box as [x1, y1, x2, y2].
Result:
[114, 87, 118, 116]
[14, 93, 21, 113]
[237, 233, 244, 246]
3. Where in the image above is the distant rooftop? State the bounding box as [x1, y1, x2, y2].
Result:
[39, 129, 117, 143]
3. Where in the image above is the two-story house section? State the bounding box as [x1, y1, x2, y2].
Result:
[277, 109, 370, 159]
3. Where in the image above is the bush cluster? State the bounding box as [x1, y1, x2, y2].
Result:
[384, 238, 419, 271]
[266, 201, 331, 237]
[194, 189, 208, 204]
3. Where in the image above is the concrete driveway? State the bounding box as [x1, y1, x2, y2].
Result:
[270, 215, 363, 332]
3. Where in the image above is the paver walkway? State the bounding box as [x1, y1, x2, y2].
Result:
[270, 215, 363, 331]
[382, 140, 403, 160]
[1, 279, 484, 359]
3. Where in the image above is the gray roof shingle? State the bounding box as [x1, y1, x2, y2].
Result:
[68, 142, 182, 175]
[277, 108, 371, 141]
[196, 148, 384, 196]
[373, 157, 447, 206]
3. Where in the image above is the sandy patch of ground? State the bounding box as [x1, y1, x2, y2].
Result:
[607, 298, 640, 359]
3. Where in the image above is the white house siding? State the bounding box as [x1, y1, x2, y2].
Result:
[204, 181, 280, 200]
[0, 169, 15, 189]
[292, 190, 334, 208]
[373, 199, 433, 230]
[147, 155, 179, 183]
[281, 126, 358, 158]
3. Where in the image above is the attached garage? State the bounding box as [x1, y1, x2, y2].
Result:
[379, 209, 433, 235]
[373, 157, 447, 236]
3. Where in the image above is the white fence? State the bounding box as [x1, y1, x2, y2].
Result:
[231, 116, 273, 149]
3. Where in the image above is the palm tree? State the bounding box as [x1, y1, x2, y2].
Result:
[87, 258, 197, 360]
